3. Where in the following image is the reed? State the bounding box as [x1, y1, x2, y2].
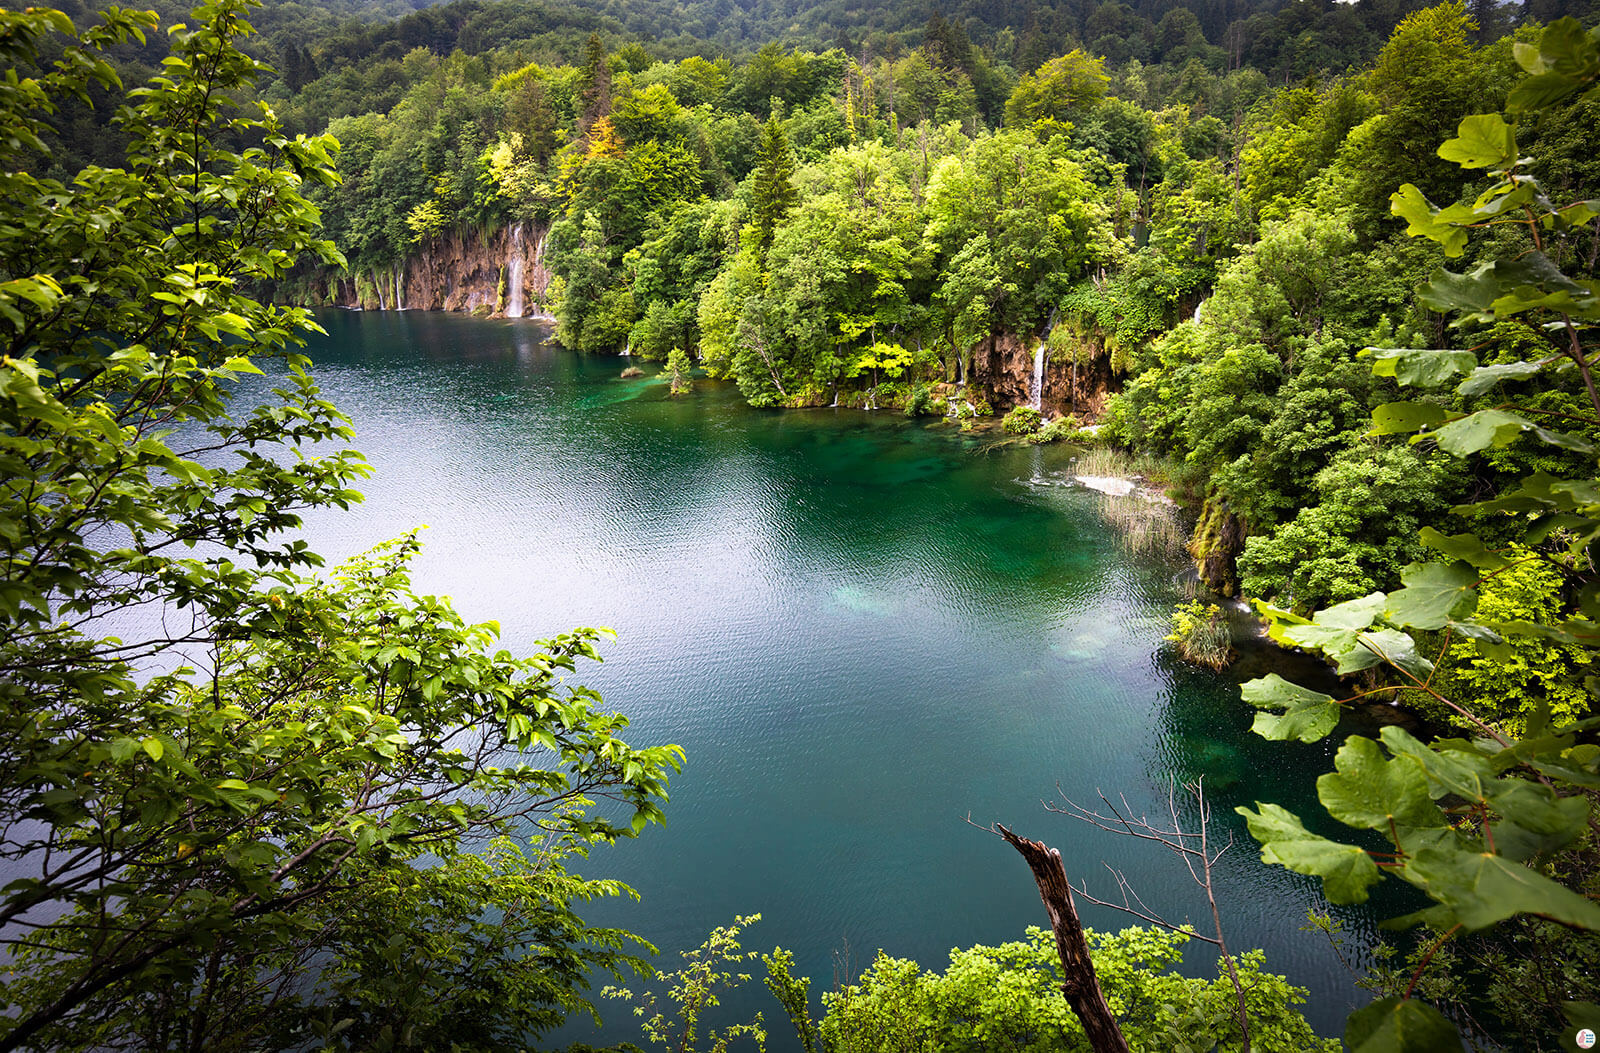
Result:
[1095, 492, 1187, 558]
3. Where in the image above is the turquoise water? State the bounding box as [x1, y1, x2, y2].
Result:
[298, 310, 1385, 1044]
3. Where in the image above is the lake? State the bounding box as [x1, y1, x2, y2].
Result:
[297, 309, 1384, 1045]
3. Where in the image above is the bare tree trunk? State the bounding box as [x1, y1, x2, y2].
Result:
[996, 825, 1131, 1053]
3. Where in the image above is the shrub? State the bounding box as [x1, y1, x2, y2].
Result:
[1030, 415, 1079, 443]
[1167, 600, 1233, 669]
[1003, 405, 1043, 434]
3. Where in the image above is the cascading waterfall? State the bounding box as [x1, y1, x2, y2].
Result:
[395, 261, 406, 311]
[506, 223, 526, 319]
[1029, 342, 1047, 412]
[374, 270, 387, 311]
[1193, 298, 1206, 324]
[1030, 307, 1058, 412]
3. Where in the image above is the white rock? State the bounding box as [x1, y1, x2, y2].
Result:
[1074, 475, 1137, 496]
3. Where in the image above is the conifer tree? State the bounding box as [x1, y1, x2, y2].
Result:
[579, 31, 611, 132]
[748, 114, 797, 256]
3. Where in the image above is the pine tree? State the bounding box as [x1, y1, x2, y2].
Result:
[748, 115, 797, 256]
[579, 32, 611, 132]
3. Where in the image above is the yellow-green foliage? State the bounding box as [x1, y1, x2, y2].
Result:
[1430, 553, 1596, 736]
[1167, 600, 1232, 669]
[820, 926, 1334, 1053]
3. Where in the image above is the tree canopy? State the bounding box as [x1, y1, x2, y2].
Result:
[0, 3, 679, 1048]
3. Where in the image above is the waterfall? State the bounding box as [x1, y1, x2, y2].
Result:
[374, 270, 386, 311]
[1193, 298, 1206, 324]
[506, 223, 526, 319]
[1030, 342, 1047, 412]
[395, 261, 406, 311]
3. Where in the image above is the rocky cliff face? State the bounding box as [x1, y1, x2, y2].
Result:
[321, 223, 552, 317]
[971, 330, 1117, 420]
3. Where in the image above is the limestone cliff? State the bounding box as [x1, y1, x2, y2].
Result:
[970, 329, 1118, 421]
[309, 223, 552, 318]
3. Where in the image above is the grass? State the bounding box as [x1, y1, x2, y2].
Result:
[1096, 492, 1188, 558]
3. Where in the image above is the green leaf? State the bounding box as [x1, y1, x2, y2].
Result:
[1418, 266, 1499, 319]
[1344, 998, 1463, 1053]
[1484, 780, 1589, 862]
[141, 736, 164, 762]
[1318, 736, 1445, 832]
[1418, 528, 1511, 571]
[1390, 185, 1469, 256]
[1379, 727, 1493, 802]
[220, 355, 263, 375]
[1384, 562, 1478, 630]
[1371, 401, 1447, 435]
[1370, 348, 1478, 388]
[1404, 845, 1600, 930]
[1561, 1003, 1600, 1052]
[1283, 622, 1367, 667]
[1437, 113, 1516, 170]
[1430, 409, 1532, 455]
[1315, 591, 1387, 631]
[1457, 360, 1547, 397]
[1370, 628, 1435, 678]
[1237, 802, 1382, 904]
[1241, 674, 1341, 742]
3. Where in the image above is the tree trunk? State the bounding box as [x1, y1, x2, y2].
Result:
[997, 825, 1131, 1053]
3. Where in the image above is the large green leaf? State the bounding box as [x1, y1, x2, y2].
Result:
[1318, 736, 1445, 832]
[1431, 409, 1532, 455]
[1383, 562, 1478, 630]
[1437, 113, 1516, 170]
[1357, 628, 1434, 679]
[1456, 360, 1548, 397]
[1370, 401, 1447, 436]
[1283, 621, 1362, 655]
[1237, 803, 1382, 904]
[1508, 17, 1600, 111]
[1241, 674, 1341, 742]
[1369, 348, 1478, 388]
[1485, 780, 1589, 862]
[1344, 998, 1463, 1053]
[1404, 845, 1600, 930]
[1390, 185, 1469, 256]
[1417, 266, 1499, 319]
[1380, 727, 1493, 802]
[1418, 528, 1510, 571]
[1314, 591, 1387, 630]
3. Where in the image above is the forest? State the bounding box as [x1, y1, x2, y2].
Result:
[3, 0, 1600, 1049]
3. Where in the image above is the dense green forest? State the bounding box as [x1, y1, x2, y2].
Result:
[5, 0, 1600, 1049]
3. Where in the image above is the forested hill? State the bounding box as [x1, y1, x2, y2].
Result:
[255, 0, 1587, 123]
[254, 0, 1583, 88]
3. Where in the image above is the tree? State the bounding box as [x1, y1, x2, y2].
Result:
[579, 31, 612, 132]
[0, 4, 680, 1048]
[924, 131, 1103, 347]
[747, 114, 797, 255]
[1237, 20, 1600, 1047]
[667, 345, 694, 394]
[1004, 50, 1110, 136]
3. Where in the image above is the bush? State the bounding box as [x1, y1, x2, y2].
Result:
[1167, 600, 1233, 669]
[1030, 415, 1079, 443]
[821, 927, 1334, 1053]
[1003, 405, 1043, 434]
